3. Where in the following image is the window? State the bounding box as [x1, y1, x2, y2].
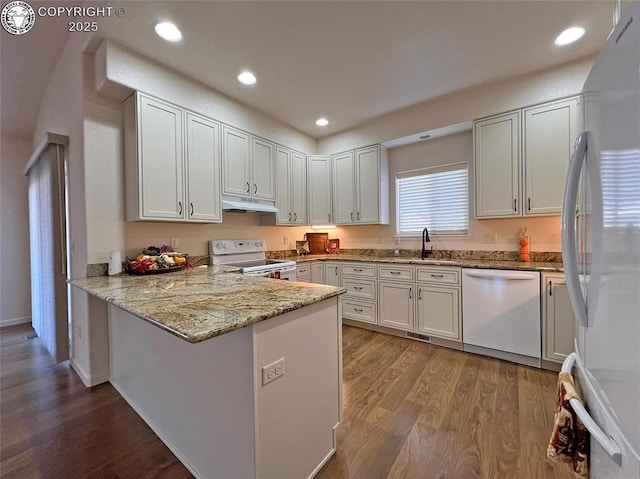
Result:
[396, 162, 469, 236]
[601, 149, 640, 228]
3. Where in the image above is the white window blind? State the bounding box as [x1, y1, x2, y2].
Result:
[601, 149, 640, 228]
[396, 162, 469, 236]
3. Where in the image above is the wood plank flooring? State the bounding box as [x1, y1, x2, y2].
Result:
[316, 326, 574, 479]
[1, 323, 573, 479]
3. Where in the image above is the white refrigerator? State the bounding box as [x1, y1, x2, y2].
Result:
[561, 2, 640, 477]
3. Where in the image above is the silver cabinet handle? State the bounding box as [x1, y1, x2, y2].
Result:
[254, 183, 257, 194]
[328, 213, 331, 222]
[335, 266, 338, 275]
[390, 271, 401, 275]
[190, 202, 194, 216]
[354, 308, 363, 313]
[354, 268, 363, 272]
[293, 212, 297, 222]
[418, 288, 422, 300]
[178, 201, 182, 215]
[549, 280, 553, 296]
[528, 197, 532, 211]
[430, 274, 444, 278]
[350, 212, 354, 221]
[353, 286, 363, 290]
[357, 211, 360, 221]
[289, 212, 292, 222]
[246, 182, 250, 194]
[514, 198, 517, 212]
[409, 287, 412, 299]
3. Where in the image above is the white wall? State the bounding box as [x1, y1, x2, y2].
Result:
[0, 134, 32, 327]
[327, 131, 561, 252]
[317, 55, 594, 154]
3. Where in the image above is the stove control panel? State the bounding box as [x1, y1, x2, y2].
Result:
[209, 239, 265, 256]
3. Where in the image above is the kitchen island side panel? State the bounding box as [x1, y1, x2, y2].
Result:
[108, 304, 256, 479]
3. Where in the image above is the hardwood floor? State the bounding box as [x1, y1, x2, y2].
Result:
[1, 323, 572, 479]
[316, 326, 574, 479]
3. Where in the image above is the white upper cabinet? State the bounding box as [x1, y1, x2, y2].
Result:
[474, 111, 521, 218]
[124, 92, 221, 223]
[332, 145, 389, 225]
[125, 93, 185, 221]
[276, 146, 307, 225]
[332, 151, 355, 224]
[474, 96, 580, 218]
[222, 126, 275, 201]
[185, 112, 221, 222]
[222, 125, 251, 197]
[307, 156, 333, 225]
[251, 137, 276, 201]
[523, 97, 580, 216]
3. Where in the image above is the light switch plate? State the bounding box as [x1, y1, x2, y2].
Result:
[483, 233, 498, 244]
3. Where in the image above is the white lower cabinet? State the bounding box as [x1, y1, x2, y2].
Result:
[342, 299, 377, 324]
[324, 262, 341, 287]
[416, 285, 461, 340]
[310, 262, 324, 284]
[340, 262, 377, 324]
[378, 281, 415, 331]
[542, 272, 576, 363]
[296, 262, 310, 282]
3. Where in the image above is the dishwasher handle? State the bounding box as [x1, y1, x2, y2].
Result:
[464, 270, 537, 281]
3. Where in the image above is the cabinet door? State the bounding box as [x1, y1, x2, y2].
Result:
[332, 151, 355, 224]
[474, 111, 521, 218]
[275, 146, 291, 224]
[252, 137, 275, 200]
[138, 94, 184, 219]
[185, 113, 221, 223]
[222, 126, 251, 197]
[543, 275, 576, 363]
[291, 151, 307, 224]
[416, 285, 461, 340]
[524, 97, 579, 216]
[310, 263, 325, 284]
[324, 263, 341, 286]
[378, 281, 415, 331]
[354, 145, 380, 223]
[308, 156, 333, 225]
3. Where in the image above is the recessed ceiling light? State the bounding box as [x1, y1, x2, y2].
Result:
[418, 134, 432, 140]
[315, 118, 329, 127]
[554, 26, 585, 46]
[155, 22, 182, 42]
[237, 71, 257, 85]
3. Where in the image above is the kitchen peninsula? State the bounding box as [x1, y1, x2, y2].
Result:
[71, 267, 346, 479]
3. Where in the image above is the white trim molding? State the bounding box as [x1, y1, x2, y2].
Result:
[0, 316, 32, 328]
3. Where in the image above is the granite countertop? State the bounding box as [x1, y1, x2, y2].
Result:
[285, 254, 564, 272]
[70, 266, 346, 343]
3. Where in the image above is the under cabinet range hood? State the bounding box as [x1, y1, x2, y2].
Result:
[221, 196, 278, 214]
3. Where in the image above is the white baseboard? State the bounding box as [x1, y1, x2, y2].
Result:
[0, 316, 32, 328]
[70, 358, 110, 388]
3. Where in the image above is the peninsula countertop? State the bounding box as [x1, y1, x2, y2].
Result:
[279, 254, 564, 272]
[70, 266, 346, 343]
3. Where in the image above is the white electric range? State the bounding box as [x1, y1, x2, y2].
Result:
[209, 239, 297, 280]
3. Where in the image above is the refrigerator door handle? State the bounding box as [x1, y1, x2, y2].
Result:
[561, 353, 622, 461]
[562, 132, 589, 328]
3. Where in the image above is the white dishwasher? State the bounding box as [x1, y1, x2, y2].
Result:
[462, 269, 541, 367]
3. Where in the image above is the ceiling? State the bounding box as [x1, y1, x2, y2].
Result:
[1, 1, 615, 141]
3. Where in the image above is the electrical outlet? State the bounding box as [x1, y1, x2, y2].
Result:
[170, 237, 179, 250]
[483, 233, 498, 244]
[77, 325, 82, 339]
[262, 357, 285, 386]
[283, 235, 289, 246]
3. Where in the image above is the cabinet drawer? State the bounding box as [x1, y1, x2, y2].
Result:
[342, 299, 377, 324]
[341, 263, 376, 277]
[416, 267, 460, 285]
[342, 277, 376, 300]
[378, 265, 414, 281]
[296, 263, 310, 276]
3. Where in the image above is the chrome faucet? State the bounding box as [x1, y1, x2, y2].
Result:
[421, 227, 432, 259]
